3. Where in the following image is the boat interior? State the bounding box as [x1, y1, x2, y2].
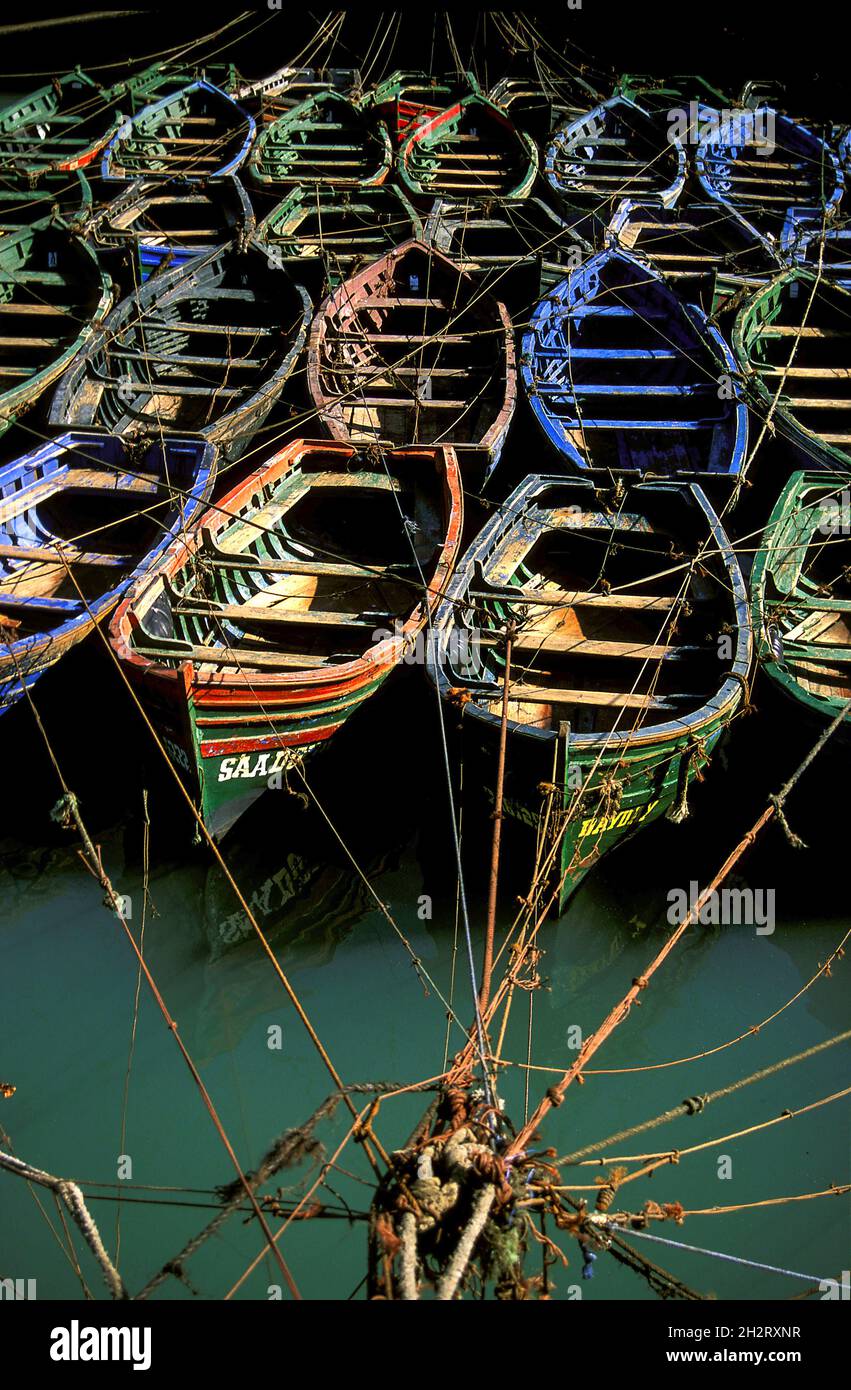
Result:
[131, 447, 449, 671]
[549, 99, 682, 204]
[318, 245, 507, 447]
[57, 249, 307, 435]
[699, 116, 838, 220]
[96, 180, 249, 259]
[610, 201, 777, 309]
[252, 93, 389, 186]
[0, 224, 104, 392]
[0, 74, 113, 170]
[0, 435, 204, 634]
[764, 483, 851, 702]
[528, 253, 739, 473]
[404, 99, 532, 198]
[260, 187, 418, 273]
[741, 275, 851, 454]
[446, 483, 734, 735]
[108, 84, 248, 179]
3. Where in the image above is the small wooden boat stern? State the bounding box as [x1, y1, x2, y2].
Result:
[546, 96, 686, 211]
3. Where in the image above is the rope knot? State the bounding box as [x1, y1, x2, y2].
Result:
[682, 1094, 707, 1115]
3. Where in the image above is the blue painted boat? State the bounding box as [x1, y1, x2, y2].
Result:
[101, 81, 255, 181]
[545, 96, 686, 212]
[520, 248, 748, 481]
[0, 432, 215, 713]
[779, 207, 851, 289]
[695, 108, 843, 231]
[608, 197, 781, 311]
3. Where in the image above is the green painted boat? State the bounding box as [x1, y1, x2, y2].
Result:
[360, 70, 479, 143]
[83, 175, 255, 283]
[398, 93, 538, 203]
[109, 438, 463, 838]
[0, 170, 93, 234]
[248, 90, 391, 189]
[426, 473, 751, 910]
[733, 267, 851, 472]
[0, 64, 187, 175]
[751, 469, 851, 737]
[615, 73, 731, 115]
[424, 196, 594, 307]
[0, 219, 112, 438]
[254, 184, 421, 287]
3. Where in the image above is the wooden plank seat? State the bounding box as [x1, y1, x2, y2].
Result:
[502, 633, 680, 659]
[504, 684, 681, 709]
[143, 318, 276, 336]
[169, 598, 384, 628]
[469, 585, 678, 611]
[0, 540, 128, 567]
[132, 637, 351, 670]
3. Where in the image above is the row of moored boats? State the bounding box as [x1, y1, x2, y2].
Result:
[1, 59, 850, 905]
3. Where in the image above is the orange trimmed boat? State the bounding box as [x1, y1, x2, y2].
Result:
[109, 438, 463, 837]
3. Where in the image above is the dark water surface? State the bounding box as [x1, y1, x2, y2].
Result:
[1, 636, 848, 1301]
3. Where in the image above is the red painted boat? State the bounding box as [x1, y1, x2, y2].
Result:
[109, 438, 463, 837]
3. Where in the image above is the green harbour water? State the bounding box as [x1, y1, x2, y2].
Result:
[1, 640, 849, 1301]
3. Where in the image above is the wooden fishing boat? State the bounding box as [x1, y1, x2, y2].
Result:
[0, 64, 176, 175]
[0, 220, 112, 439]
[0, 431, 215, 714]
[236, 66, 360, 111]
[84, 175, 255, 282]
[0, 170, 93, 234]
[361, 70, 478, 143]
[307, 239, 515, 476]
[397, 94, 538, 203]
[608, 198, 781, 312]
[614, 73, 730, 115]
[779, 209, 851, 290]
[247, 90, 391, 189]
[488, 72, 586, 144]
[254, 184, 422, 287]
[426, 472, 751, 909]
[732, 267, 851, 472]
[49, 240, 311, 463]
[521, 248, 748, 481]
[545, 96, 686, 213]
[101, 81, 255, 181]
[751, 470, 851, 738]
[695, 109, 843, 231]
[424, 196, 595, 307]
[109, 438, 463, 838]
